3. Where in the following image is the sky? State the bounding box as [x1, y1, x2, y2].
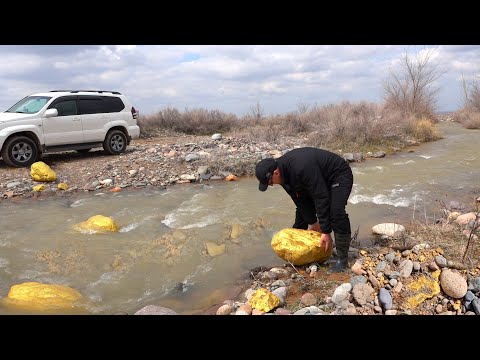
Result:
[0, 45, 479, 117]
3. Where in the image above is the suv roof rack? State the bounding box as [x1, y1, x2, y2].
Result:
[49, 90, 122, 95]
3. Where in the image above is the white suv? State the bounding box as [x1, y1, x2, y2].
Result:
[0, 90, 140, 167]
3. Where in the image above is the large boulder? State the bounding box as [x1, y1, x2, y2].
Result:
[271, 228, 332, 265]
[30, 161, 57, 182]
[73, 215, 119, 233]
[2, 282, 85, 313]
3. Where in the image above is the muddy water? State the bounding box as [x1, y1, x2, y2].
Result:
[0, 122, 478, 315]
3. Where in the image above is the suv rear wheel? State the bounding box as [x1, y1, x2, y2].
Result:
[1, 135, 40, 167]
[103, 129, 127, 155]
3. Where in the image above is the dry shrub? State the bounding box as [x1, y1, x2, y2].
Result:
[461, 75, 480, 112]
[304, 101, 397, 150]
[406, 117, 443, 142]
[196, 154, 257, 177]
[137, 107, 238, 137]
[453, 109, 480, 129]
[233, 112, 311, 143]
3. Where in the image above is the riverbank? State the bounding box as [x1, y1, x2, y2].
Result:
[0, 127, 420, 202]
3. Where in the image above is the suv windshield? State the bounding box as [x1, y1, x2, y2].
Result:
[6, 96, 52, 114]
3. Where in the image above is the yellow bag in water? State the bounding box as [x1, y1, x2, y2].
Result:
[271, 228, 333, 265]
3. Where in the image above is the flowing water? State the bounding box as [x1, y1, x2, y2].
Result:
[0, 122, 478, 315]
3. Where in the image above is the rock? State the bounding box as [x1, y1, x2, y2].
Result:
[73, 215, 119, 233]
[271, 228, 332, 265]
[351, 260, 366, 275]
[352, 283, 374, 306]
[134, 305, 177, 315]
[235, 304, 252, 315]
[456, 213, 478, 226]
[185, 154, 200, 162]
[275, 308, 293, 315]
[2, 282, 84, 312]
[399, 259, 413, 278]
[440, 269, 468, 298]
[331, 283, 352, 304]
[372, 223, 405, 237]
[216, 304, 234, 315]
[300, 293, 317, 306]
[271, 287, 287, 306]
[230, 223, 244, 239]
[378, 288, 393, 310]
[30, 161, 57, 182]
[248, 288, 280, 313]
[205, 242, 226, 257]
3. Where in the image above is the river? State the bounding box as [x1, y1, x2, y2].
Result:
[0, 121, 478, 314]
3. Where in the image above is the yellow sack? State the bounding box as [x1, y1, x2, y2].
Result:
[271, 228, 332, 265]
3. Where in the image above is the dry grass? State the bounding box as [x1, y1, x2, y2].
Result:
[405, 117, 443, 142]
[399, 199, 480, 269]
[137, 100, 444, 152]
[453, 110, 480, 129]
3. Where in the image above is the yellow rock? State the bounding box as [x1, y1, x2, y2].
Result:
[30, 161, 57, 182]
[271, 228, 332, 265]
[403, 273, 441, 309]
[58, 183, 69, 190]
[359, 250, 368, 256]
[73, 215, 119, 233]
[2, 282, 85, 313]
[205, 242, 226, 256]
[230, 223, 244, 239]
[225, 174, 238, 181]
[248, 288, 280, 312]
[32, 184, 46, 192]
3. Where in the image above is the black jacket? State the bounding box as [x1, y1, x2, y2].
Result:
[276, 147, 351, 233]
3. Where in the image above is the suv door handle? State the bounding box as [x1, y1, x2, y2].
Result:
[73, 117, 81, 122]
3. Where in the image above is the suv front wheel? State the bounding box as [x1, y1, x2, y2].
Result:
[1, 135, 40, 167]
[103, 129, 127, 155]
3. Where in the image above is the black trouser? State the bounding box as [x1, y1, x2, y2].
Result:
[292, 165, 353, 234]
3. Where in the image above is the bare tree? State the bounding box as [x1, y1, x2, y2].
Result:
[382, 47, 442, 118]
[296, 101, 310, 114]
[461, 72, 480, 112]
[249, 100, 264, 120]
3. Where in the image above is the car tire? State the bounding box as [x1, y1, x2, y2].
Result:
[1, 135, 40, 167]
[76, 148, 92, 153]
[103, 129, 127, 155]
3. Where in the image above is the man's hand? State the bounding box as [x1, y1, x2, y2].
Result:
[317, 233, 333, 253]
[307, 221, 321, 232]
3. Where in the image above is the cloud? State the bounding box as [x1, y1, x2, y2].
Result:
[0, 45, 479, 115]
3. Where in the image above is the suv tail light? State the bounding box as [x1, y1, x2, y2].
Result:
[131, 106, 139, 119]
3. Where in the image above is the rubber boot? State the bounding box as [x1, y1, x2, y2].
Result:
[329, 233, 351, 273]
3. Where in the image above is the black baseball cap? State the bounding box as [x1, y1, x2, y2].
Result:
[255, 158, 277, 191]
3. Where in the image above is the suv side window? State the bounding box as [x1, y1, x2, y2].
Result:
[78, 97, 104, 115]
[53, 100, 78, 116]
[101, 96, 125, 112]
